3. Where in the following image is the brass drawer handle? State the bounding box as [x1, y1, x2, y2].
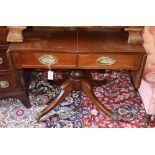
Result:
[0, 81, 10, 88]
[0, 57, 3, 65]
[38, 55, 58, 65]
[97, 56, 116, 65]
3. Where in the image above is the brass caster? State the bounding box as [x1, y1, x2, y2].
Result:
[111, 114, 119, 123]
[35, 112, 42, 121]
[143, 117, 151, 127]
[143, 121, 148, 127]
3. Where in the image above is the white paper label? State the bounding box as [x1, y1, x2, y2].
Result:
[48, 71, 54, 80]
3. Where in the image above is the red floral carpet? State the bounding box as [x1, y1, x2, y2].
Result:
[0, 71, 155, 128]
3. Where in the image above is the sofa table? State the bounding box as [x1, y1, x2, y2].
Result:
[7, 27, 146, 121]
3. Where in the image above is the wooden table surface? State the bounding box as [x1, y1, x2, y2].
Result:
[9, 29, 145, 53]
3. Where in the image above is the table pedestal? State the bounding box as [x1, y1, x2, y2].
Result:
[37, 70, 121, 122]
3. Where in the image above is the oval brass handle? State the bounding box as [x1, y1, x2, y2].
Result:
[0, 57, 3, 65]
[97, 56, 116, 65]
[38, 55, 58, 65]
[0, 81, 10, 88]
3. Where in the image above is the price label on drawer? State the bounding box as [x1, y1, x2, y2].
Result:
[48, 70, 54, 80]
[47, 63, 54, 80]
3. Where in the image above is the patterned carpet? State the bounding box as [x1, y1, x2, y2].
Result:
[0, 70, 155, 128]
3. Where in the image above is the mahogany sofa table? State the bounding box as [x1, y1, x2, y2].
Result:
[7, 28, 146, 121]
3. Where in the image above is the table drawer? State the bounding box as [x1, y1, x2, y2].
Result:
[78, 54, 143, 70]
[12, 52, 77, 69]
[0, 50, 10, 71]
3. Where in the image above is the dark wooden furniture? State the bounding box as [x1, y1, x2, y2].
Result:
[7, 27, 146, 121]
[0, 26, 30, 107]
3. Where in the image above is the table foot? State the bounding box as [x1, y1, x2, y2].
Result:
[111, 114, 119, 123]
[82, 80, 113, 118]
[37, 80, 73, 120]
[143, 114, 152, 126]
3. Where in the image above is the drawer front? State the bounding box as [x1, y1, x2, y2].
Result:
[0, 50, 10, 71]
[0, 73, 14, 91]
[0, 72, 23, 95]
[78, 54, 143, 70]
[12, 52, 77, 69]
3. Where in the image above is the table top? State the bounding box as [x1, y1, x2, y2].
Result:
[9, 29, 145, 53]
